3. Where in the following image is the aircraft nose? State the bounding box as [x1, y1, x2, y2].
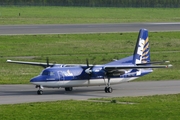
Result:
[30, 77, 36, 83]
[30, 76, 42, 83]
[30, 77, 38, 83]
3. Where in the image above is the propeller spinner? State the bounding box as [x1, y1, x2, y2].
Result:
[85, 59, 93, 74]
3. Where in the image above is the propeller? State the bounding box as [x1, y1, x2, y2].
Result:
[45, 57, 55, 68]
[86, 58, 89, 68]
[85, 59, 95, 79]
[85, 59, 92, 74]
[46, 57, 50, 67]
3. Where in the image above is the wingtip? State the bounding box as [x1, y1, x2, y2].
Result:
[167, 64, 173, 68]
[6, 60, 11, 62]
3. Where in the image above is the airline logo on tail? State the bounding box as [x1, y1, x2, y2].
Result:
[136, 38, 145, 64]
[133, 29, 150, 65]
[142, 37, 149, 63]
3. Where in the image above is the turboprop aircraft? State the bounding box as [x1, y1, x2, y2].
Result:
[7, 29, 172, 95]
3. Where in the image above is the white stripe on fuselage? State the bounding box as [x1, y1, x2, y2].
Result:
[30, 77, 138, 88]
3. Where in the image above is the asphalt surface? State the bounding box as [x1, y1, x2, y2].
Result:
[0, 23, 180, 35]
[0, 23, 180, 104]
[0, 80, 180, 105]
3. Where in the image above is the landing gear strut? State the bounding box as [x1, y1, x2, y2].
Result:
[104, 78, 113, 93]
[36, 85, 43, 95]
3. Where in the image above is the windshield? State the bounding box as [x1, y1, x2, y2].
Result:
[41, 70, 55, 76]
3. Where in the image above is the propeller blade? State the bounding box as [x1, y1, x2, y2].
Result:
[85, 58, 94, 74]
[86, 58, 89, 68]
[46, 57, 49, 67]
[85, 59, 91, 74]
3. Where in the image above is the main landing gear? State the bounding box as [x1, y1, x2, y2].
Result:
[36, 85, 43, 95]
[104, 78, 113, 93]
[65, 87, 73, 91]
[104, 87, 113, 93]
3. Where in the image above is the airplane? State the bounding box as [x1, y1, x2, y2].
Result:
[7, 29, 172, 95]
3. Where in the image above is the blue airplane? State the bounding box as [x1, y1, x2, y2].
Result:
[7, 29, 171, 95]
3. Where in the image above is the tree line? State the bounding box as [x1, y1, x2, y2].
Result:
[0, 0, 180, 7]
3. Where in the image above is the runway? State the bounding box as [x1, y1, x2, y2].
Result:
[0, 80, 180, 105]
[0, 22, 180, 35]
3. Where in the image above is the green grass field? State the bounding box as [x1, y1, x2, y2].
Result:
[0, 94, 180, 120]
[0, 7, 180, 24]
[0, 31, 179, 84]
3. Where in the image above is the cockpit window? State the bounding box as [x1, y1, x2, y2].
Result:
[41, 70, 49, 75]
[41, 70, 55, 76]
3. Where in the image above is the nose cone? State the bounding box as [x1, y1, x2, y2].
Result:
[30, 76, 43, 85]
[30, 77, 37, 83]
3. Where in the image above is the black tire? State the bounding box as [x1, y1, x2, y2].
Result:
[65, 87, 73, 91]
[65, 87, 69, 91]
[37, 90, 43, 95]
[108, 87, 113, 93]
[69, 87, 73, 91]
[104, 87, 108, 93]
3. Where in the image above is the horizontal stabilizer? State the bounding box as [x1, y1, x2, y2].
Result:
[136, 61, 170, 65]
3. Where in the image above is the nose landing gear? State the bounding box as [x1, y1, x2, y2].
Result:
[36, 85, 44, 95]
[37, 89, 43, 95]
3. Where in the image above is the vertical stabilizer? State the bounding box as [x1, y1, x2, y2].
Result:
[133, 29, 150, 64]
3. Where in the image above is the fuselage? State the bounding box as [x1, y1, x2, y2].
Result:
[30, 65, 153, 88]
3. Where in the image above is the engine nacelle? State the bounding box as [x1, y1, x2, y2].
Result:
[85, 68, 92, 74]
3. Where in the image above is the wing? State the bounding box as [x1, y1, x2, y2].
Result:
[6, 60, 54, 68]
[6, 60, 94, 68]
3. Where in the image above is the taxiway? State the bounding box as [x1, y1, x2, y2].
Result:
[0, 80, 180, 104]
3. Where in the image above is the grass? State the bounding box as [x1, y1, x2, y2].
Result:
[0, 31, 180, 84]
[0, 7, 180, 24]
[0, 94, 180, 120]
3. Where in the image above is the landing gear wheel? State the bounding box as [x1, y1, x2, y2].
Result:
[65, 87, 73, 91]
[104, 87, 108, 93]
[104, 87, 113, 93]
[69, 87, 73, 91]
[37, 90, 43, 95]
[107, 87, 113, 93]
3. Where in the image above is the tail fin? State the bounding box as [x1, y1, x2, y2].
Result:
[133, 29, 150, 64]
